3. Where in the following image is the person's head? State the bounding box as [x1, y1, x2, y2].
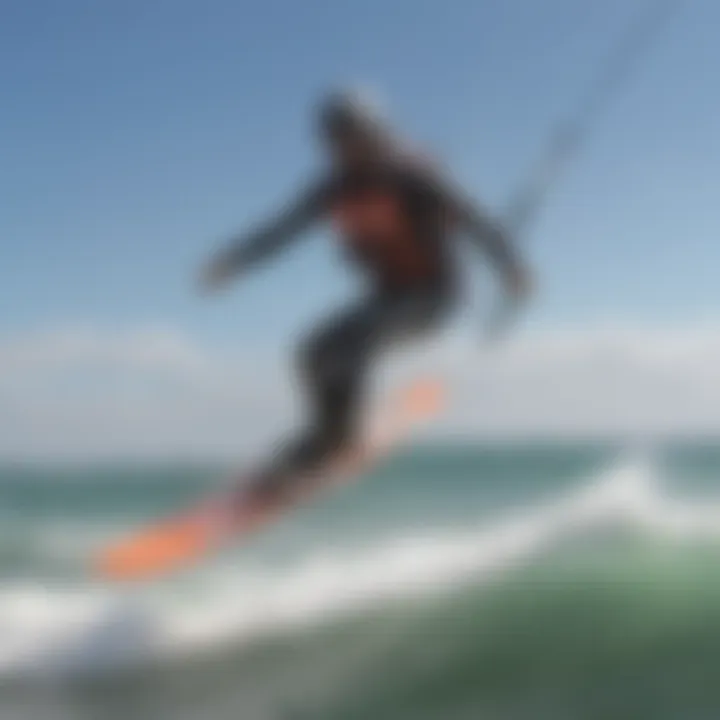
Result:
[315, 88, 390, 166]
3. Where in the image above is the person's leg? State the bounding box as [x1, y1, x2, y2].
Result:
[299, 299, 381, 456]
[294, 286, 454, 466]
[246, 286, 453, 500]
[239, 299, 376, 501]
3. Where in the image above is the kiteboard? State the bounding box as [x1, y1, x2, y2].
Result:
[94, 378, 443, 582]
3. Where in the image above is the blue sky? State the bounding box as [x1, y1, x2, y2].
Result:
[3, 0, 717, 349]
[2, 0, 720, 458]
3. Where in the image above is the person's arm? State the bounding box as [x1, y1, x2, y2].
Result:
[442, 178, 529, 296]
[406, 157, 530, 297]
[199, 180, 326, 293]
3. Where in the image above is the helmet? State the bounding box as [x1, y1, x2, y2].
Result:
[316, 86, 387, 141]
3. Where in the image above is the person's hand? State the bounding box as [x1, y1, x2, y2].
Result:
[197, 253, 236, 296]
[484, 264, 535, 341]
[505, 263, 534, 306]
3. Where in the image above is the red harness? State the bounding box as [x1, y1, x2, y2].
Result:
[330, 189, 433, 281]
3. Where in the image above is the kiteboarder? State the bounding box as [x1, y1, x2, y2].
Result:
[198, 89, 532, 498]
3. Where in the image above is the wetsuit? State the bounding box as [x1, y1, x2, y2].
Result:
[215, 150, 522, 497]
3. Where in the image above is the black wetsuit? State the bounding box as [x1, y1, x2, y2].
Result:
[216, 151, 521, 497]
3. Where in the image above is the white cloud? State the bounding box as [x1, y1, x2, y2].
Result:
[420, 322, 720, 438]
[0, 321, 718, 460]
[0, 325, 206, 376]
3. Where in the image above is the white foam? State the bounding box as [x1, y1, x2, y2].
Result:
[1, 455, 719, 682]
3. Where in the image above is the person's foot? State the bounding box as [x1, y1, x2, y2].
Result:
[235, 425, 357, 512]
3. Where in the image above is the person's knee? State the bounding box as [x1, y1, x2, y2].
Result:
[297, 332, 327, 388]
[298, 331, 357, 391]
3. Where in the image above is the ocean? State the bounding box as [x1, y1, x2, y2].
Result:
[1, 441, 720, 719]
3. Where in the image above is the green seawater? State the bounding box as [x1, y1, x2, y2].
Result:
[1, 441, 719, 719]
